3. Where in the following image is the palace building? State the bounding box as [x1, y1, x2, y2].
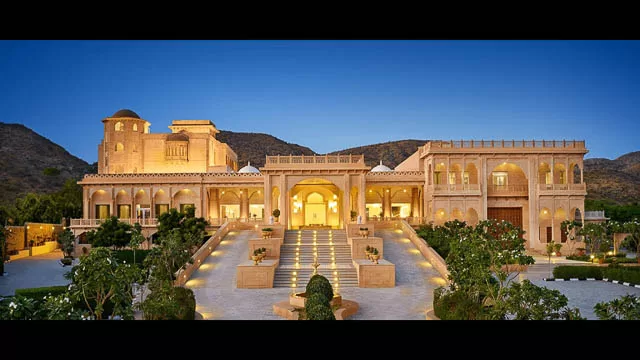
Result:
[71, 109, 588, 251]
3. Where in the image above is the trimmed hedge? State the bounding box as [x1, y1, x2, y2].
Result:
[305, 293, 330, 315]
[604, 257, 638, 264]
[552, 266, 603, 280]
[306, 274, 334, 302]
[306, 304, 336, 320]
[602, 267, 640, 284]
[14, 285, 68, 299]
[113, 250, 151, 265]
[566, 255, 590, 262]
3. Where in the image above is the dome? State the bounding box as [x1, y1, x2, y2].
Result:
[166, 132, 189, 141]
[112, 109, 141, 119]
[238, 161, 260, 174]
[370, 160, 393, 172]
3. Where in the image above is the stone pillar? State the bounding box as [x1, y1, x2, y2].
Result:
[529, 158, 538, 250]
[383, 187, 391, 218]
[481, 157, 487, 220]
[83, 187, 89, 219]
[212, 188, 221, 221]
[264, 175, 271, 222]
[411, 187, 419, 218]
[169, 186, 173, 210]
[343, 175, 350, 228]
[130, 187, 134, 221]
[201, 185, 208, 220]
[110, 187, 115, 217]
[358, 174, 366, 223]
[240, 188, 249, 219]
[278, 175, 287, 227]
[150, 186, 155, 218]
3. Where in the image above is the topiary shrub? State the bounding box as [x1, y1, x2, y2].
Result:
[305, 292, 330, 315]
[306, 304, 336, 320]
[306, 274, 334, 302]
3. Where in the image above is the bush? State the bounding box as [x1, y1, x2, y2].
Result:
[602, 267, 640, 284]
[305, 292, 330, 314]
[113, 249, 151, 265]
[566, 255, 591, 262]
[173, 287, 196, 320]
[433, 287, 488, 320]
[306, 304, 336, 320]
[43, 167, 61, 176]
[594, 294, 640, 320]
[15, 285, 68, 299]
[305, 274, 334, 302]
[552, 266, 603, 280]
[604, 257, 638, 264]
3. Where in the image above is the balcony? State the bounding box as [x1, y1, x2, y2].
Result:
[487, 184, 528, 197]
[70, 218, 158, 227]
[430, 183, 481, 195]
[538, 183, 586, 195]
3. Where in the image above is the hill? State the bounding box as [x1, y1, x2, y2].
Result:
[328, 140, 428, 168]
[216, 130, 316, 167]
[0, 122, 92, 206]
[584, 151, 640, 204]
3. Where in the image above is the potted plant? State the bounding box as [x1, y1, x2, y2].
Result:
[576, 247, 586, 256]
[365, 245, 372, 259]
[553, 242, 563, 257]
[359, 227, 369, 238]
[252, 249, 261, 265]
[29, 239, 35, 248]
[350, 210, 357, 222]
[272, 209, 281, 223]
[262, 227, 273, 239]
[370, 248, 380, 264]
[260, 247, 267, 259]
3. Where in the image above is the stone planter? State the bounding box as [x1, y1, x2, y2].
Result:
[262, 231, 272, 239]
[289, 292, 342, 308]
[360, 230, 369, 238]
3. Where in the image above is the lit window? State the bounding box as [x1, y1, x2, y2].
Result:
[559, 171, 565, 184]
[115, 122, 124, 131]
[434, 172, 441, 185]
[493, 172, 508, 186]
[463, 172, 470, 184]
[545, 172, 552, 185]
[448, 172, 456, 185]
[133, 123, 138, 132]
[115, 143, 124, 152]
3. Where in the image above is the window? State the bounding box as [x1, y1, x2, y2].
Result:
[180, 203, 195, 213]
[434, 172, 441, 185]
[493, 172, 508, 186]
[95, 205, 110, 219]
[115, 122, 124, 131]
[155, 204, 169, 216]
[133, 123, 138, 132]
[559, 171, 565, 184]
[545, 172, 552, 185]
[448, 172, 456, 185]
[463, 172, 470, 185]
[117, 205, 131, 219]
[115, 143, 124, 152]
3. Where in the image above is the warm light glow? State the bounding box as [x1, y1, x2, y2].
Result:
[291, 284, 296, 288]
[293, 195, 298, 200]
[334, 271, 338, 275]
[543, 209, 548, 214]
[369, 189, 372, 193]
[63, 226, 66, 229]
[221, 191, 225, 194]
[386, 189, 389, 192]
[52, 226, 55, 230]
[292, 277, 297, 282]
[40, 226, 43, 229]
[333, 194, 337, 199]
[239, 190, 243, 194]
[26, 226, 29, 229]
[590, 255, 595, 259]
[551, 252, 556, 256]
[403, 189, 407, 192]
[607, 251, 613, 256]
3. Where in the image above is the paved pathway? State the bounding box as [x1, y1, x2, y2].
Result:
[188, 229, 445, 320]
[0, 250, 71, 297]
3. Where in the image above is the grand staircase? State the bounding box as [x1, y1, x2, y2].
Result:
[273, 229, 358, 289]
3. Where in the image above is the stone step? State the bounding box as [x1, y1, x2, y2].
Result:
[273, 269, 359, 288]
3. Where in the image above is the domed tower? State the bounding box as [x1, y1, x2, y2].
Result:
[99, 109, 150, 174]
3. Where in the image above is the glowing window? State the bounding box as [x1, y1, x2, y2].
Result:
[115, 143, 124, 152]
[493, 172, 508, 186]
[133, 123, 138, 132]
[115, 122, 124, 131]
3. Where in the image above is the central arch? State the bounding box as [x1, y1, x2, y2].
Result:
[290, 178, 341, 229]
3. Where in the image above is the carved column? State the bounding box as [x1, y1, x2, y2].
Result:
[240, 188, 249, 219]
[209, 188, 219, 220]
[411, 187, 419, 217]
[383, 187, 392, 218]
[358, 174, 366, 223]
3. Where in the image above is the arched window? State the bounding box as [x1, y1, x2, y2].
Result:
[115, 122, 124, 131]
[115, 143, 124, 152]
[133, 123, 138, 132]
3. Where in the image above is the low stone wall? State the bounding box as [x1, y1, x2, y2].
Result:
[236, 259, 279, 288]
[350, 237, 383, 260]
[248, 238, 281, 260]
[399, 220, 450, 283]
[5, 223, 64, 251]
[353, 259, 395, 287]
[175, 221, 232, 286]
[30, 241, 59, 256]
[9, 249, 30, 261]
[346, 223, 375, 239]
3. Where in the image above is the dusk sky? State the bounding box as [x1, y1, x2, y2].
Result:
[1, 40, 639, 164]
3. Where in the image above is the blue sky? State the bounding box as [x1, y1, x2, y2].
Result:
[1, 40, 639, 164]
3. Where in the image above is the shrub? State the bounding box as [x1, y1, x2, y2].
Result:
[272, 209, 280, 218]
[604, 257, 638, 264]
[43, 167, 61, 176]
[552, 266, 603, 280]
[173, 287, 196, 320]
[305, 292, 330, 315]
[306, 304, 336, 320]
[594, 294, 640, 320]
[602, 267, 640, 284]
[305, 274, 334, 302]
[113, 249, 151, 265]
[566, 255, 591, 262]
[261, 228, 273, 232]
[15, 285, 68, 299]
[499, 279, 584, 320]
[433, 287, 488, 320]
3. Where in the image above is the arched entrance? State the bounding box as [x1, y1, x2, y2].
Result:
[290, 178, 342, 229]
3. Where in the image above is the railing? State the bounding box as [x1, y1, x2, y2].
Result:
[265, 154, 365, 165]
[538, 183, 586, 191]
[422, 139, 586, 154]
[399, 220, 450, 282]
[487, 184, 528, 195]
[584, 210, 607, 220]
[208, 217, 263, 226]
[175, 220, 233, 286]
[432, 183, 480, 192]
[70, 218, 158, 227]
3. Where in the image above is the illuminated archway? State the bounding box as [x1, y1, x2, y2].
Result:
[290, 178, 341, 229]
[465, 208, 479, 226]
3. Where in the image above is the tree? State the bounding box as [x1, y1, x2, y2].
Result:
[561, 219, 582, 255]
[577, 222, 607, 257]
[65, 247, 142, 320]
[86, 216, 132, 249]
[157, 207, 207, 245]
[622, 219, 640, 258]
[497, 280, 585, 320]
[129, 223, 145, 265]
[57, 228, 75, 258]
